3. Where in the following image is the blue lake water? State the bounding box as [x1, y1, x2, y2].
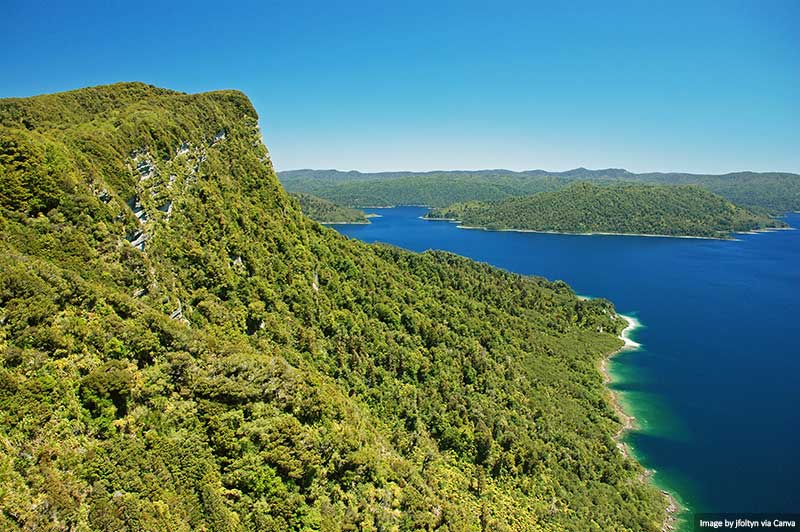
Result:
[333, 207, 800, 529]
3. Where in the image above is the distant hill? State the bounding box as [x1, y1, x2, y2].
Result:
[629, 172, 800, 214]
[290, 192, 369, 223]
[279, 168, 800, 213]
[280, 170, 568, 207]
[279, 168, 636, 181]
[426, 182, 787, 238]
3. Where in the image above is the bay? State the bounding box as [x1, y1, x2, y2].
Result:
[333, 207, 800, 530]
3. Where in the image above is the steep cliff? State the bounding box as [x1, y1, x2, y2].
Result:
[0, 83, 666, 531]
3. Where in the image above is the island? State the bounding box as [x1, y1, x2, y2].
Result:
[425, 181, 787, 238]
[291, 192, 370, 224]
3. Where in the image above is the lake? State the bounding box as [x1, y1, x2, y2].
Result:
[333, 207, 800, 530]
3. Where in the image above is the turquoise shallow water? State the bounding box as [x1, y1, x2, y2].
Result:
[333, 208, 800, 529]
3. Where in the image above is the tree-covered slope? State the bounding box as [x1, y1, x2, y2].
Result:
[279, 168, 800, 214]
[0, 83, 667, 531]
[280, 170, 567, 208]
[630, 172, 800, 215]
[290, 192, 368, 223]
[427, 182, 785, 238]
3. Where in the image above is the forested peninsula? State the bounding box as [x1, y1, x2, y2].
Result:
[0, 83, 669, 531]
[426, 182, 786, 238]
[291, 192, 369, 224]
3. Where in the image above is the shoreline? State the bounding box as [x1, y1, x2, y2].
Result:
[360, 204, 431, 208]
[460, 223, 730, 240]
[422, 216, 793, 240]
[422, 217, 733, 240]
[733, 226, 795, 235]
[605, 313, 681, 532]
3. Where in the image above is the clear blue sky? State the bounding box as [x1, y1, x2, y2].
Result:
[1, 0, 798, 174]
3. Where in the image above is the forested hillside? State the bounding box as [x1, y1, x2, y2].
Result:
[290, 192, 369, 223]
[427, 182, 785, 238]
[279, 168, 800, 214]
[631, 172, 800, 214]
[0, 83, 667, 531]
[280, 171, 567, 207]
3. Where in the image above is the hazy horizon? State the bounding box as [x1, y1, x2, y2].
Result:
[276, 166, 799, 176]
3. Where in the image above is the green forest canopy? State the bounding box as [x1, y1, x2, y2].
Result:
[279, 168, 800, 214]
[290, 192, 369, 224]
[426, 182, 784, 238]
[0, 82, 667, 531]
[280, 170, 567, 208]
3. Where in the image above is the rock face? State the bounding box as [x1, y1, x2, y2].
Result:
[0, 83, 667, 531]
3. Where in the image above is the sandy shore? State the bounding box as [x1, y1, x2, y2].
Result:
[424, 215, 794, 241]
[461, 224, 734, 240]
[601, 314, 640, 436]
[733, 226, 795, 235]
[604, 313, 680, 532]
[421, 215, 460, 221]
[422, 217, 733, 240]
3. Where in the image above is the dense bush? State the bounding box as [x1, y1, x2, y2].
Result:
[427, 181, 784, 238]
[291, 192, 368, 223]
[0, 82, 667, 531]
[281, 168, 800, 214]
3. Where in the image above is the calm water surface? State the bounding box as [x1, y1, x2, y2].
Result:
[334, 207, 800, 528]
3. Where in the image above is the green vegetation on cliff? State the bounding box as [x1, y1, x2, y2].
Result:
[427, 182, 785, 238]
[291, 192, 368, 223]
[280, 168, 800, 214]
[0, 83, 667, 531]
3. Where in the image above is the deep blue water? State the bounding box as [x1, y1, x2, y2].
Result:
[334, 207, 800, 526]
